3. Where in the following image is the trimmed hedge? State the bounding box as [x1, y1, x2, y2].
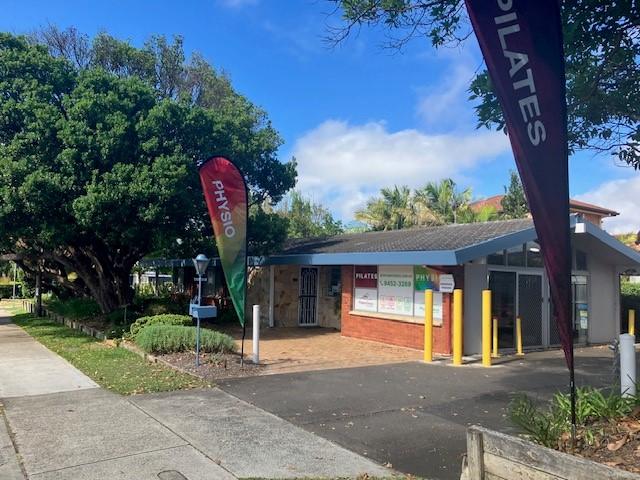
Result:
[46, 297, 101, 319]
[0, 284, 15, 299]
[134, 325, 235, 354]
[129, 314, 193, 338]
[622, 281, 640, 314]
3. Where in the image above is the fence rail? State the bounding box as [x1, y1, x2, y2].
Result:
[461, 426, 640, 480]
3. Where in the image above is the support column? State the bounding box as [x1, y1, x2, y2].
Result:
[268, 265, 275, 328]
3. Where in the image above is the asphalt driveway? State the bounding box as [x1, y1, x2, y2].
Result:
[221, 346, 619, 480]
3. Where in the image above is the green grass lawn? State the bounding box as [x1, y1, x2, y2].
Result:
[11, 312, 209, 395]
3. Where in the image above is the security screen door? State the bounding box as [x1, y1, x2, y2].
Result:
[489, 271, 516, 349]
[490, 270, 544, 349]
[518, 274, 543, 347]
[298, 267, 319, 326]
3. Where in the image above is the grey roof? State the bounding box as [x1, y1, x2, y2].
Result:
[280, 218, 534, 255]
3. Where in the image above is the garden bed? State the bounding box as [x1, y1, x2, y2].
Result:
[159, 351, 265, 381]
[570, 410, 640, 474]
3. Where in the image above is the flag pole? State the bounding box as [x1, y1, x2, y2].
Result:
[570, 360, 576, 445]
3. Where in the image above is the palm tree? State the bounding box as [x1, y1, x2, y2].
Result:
[457, 204, 499, 224]
[356, 185, 435, 231]
[415, 178, 472, 224]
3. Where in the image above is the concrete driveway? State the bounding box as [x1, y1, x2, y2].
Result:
[220, 346, 619, 480]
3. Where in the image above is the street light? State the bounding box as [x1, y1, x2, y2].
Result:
[193, 254, 210, 367]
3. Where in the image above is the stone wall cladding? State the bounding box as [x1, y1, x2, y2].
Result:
[340, 265, 456, 354]
[247, 265, 342, 329]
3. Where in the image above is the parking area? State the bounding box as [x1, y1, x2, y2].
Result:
[223, 326, 423, 375]
[221, 346, 618, 480]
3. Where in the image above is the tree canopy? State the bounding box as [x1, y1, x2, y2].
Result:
[329, 1, 640, 168]
[501, 170, 529, 219]
[0, 29, 296, 312]
[279, 191, 344, 238]
[355, 179, 497, 231]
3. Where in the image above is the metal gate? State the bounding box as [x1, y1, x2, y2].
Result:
[298, 267, 319, 326]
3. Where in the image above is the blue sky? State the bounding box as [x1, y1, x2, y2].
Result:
[3, 0, 639, 232]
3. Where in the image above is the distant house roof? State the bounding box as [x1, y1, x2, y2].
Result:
[470, 195, 619, 217]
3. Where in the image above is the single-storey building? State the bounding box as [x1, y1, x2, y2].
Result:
[162, 211, 640, 356]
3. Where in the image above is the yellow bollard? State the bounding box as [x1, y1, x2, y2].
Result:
[516, 316, 524, 356]
[423, 289, 434, 362]
[630, 310, 636, 336]
[492, 317, 500, 358]
[453, 289, 463, 366]
[482, 290, 492, 367]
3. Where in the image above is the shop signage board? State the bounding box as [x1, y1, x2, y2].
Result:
[439, 274, 455, 293]
[414, 266, 443, 326]
[354, 266, 378, 312]
[378, 266, 413, 315]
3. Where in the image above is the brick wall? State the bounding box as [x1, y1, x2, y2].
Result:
[340, 265, 456, 354]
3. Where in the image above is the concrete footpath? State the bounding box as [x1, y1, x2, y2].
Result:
[0, 311, 98, 398]
[0, 309, 390, 479]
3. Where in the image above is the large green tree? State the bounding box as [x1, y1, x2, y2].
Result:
[0, 31, 296, 312]
[501, 170, 529, 219]
[329, 1, 640, 168]
[279, 191, 343, 238]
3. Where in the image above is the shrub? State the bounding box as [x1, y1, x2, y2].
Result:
[139, 297, 189, 316]
[46, 297, 101, 319]
[509, 387, 637, 448]
[0, 284, 16, 299]
[129, 314, 193, 338]
[135, 325, 235, 354]
[622, 281, 640, 314]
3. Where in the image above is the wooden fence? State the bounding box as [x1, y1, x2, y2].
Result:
[461, 426, 640, 480]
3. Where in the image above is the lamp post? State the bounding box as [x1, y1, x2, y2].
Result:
[193, 254, 210, 367]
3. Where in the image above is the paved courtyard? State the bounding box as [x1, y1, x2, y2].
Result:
[226, 326, 423, 374]
[221, 346, 621, 480]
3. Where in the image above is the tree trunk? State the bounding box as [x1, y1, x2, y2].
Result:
[48, 245, 137, 314]
[35, 271, 42, 317]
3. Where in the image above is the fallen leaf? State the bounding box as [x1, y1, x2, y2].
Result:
[607, 437, 627, 452]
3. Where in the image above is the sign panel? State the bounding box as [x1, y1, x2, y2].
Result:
[439, 274, 455, 293]
[353, 266, 378, 312]
[354, 266, 378, 288]
[414, 291, 443, 326]
[354, 288, 378, 312]
[414, 266, 440, 291]
[378, 266, 413, 316]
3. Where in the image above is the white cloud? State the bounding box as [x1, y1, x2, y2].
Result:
[416, 62, 478, 132]
[292, 120, 510, 220]
[576, 175, 640, 234]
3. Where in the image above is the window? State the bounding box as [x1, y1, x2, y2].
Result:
[327, 267, 341, 296]
[488, 250, 506, 266]
[526, 242, 543, 268]
[507, 245, 525, 267]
